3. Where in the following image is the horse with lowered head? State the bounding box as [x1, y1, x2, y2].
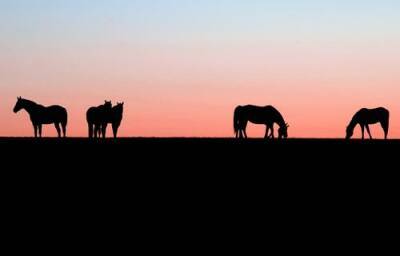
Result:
[234, 105, 289, 139]
[86, 101, 112, 138]
[13, 97, 68, 138]
[346, 107, 390, 140]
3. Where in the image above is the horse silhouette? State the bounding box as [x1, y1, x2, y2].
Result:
[97, 102, 125, 138]
[13, 97, 68, 138]
[109, 102, 124, 138]
[234, 105, 289, 139]
[86, 101, 112, 138]
[346, 107, 390, 140]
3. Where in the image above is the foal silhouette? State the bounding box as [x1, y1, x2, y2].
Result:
[234, 105, 289, 139]
[13, 97, 68, 138]
[346, 107, 390, 140]
[86, 101, 112, 138]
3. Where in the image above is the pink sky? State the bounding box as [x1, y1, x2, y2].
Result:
[1, 1, 399, 138]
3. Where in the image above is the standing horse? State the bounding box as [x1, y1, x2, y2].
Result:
[97, 102, 124, 138]
[346, 107, 390, 140]
[86, 101, 112, 138]
[234, 105, 289, 139]
[13, 97, 68, 138]
[109, 102, 124, 138]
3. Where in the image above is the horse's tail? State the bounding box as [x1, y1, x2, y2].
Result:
[88, 123, 93, 138]
[234, 106, 241, 136]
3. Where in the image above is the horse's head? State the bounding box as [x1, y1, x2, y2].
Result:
[104, 100, 112, 110]
[13, 97, 24, 113]
[116, 102, 124, 108]
[278, 123, 289, 139]
[114, 102, 124, 115]
[346, 126, 353, 139]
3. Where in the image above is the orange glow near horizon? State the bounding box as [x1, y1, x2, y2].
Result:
[1, 1, 400, 138]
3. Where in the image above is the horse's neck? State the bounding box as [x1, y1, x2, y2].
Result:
[113, 108, 123, 117]
[276, 115, 286, 128]
[113, 112, 122, 122]
[23, 101, 40, 114]
[349, 117, 359, 130]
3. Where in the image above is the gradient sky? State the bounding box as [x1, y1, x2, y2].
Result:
[1, 0, 400, 138]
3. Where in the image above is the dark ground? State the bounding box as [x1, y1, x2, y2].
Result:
[1, 137, 398, 247]
[1, 137, 398, 184]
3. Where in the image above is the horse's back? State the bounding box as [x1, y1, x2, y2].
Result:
[361, 107, 389, 116]
[36, 105, 67, 124]
[86, 107, 97, 122]
[376, 107, 389, 116]
[237, 105, 283, 124]
[357, 107, 389, 124]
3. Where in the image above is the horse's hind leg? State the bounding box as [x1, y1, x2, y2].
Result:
[242, 121, 248, 139]
[361, 125, 365, 140]
[381, 121, 389, 140]
[62, 123, 67, 138]
[365, 125, 373, 140]
[55, 123, 61, 138]
[38, 125, 42, 138]
[270, 126, 275, 139]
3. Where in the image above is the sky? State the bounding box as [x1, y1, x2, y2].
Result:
[1, 0, 399, 138]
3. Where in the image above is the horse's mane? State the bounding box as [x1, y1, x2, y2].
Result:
[21, 98, 43, 107]
[269, 106, 286, 127]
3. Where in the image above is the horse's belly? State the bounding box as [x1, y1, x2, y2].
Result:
[32, 115, 58, 124]
[42, 120, 55, 124]
[366, 119, 380, 125]
[250, 120, 266, 125]
[248, 116, 268, 125]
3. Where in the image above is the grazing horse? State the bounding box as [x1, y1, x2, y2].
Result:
[13, 97, 68, 138]
[234, 105, 289, 139]
[86, 101, 112, 138]
[346, 107, 390, 140]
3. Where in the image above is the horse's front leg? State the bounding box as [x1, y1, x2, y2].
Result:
[264, 126, 269, 139]
[112, 123, 119, 138]
[33, 125, 38, 138]
[238, 129, 244, 139]
[271, 126, 275, 139]
[361, 125, 365, 140]
[102, 123, 108, 139]
[365, 125, 373, 140]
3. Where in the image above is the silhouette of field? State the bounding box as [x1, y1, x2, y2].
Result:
[0, 137, 398, 151]
[1, 137, 398, 167]
[2, 137, 397, 230]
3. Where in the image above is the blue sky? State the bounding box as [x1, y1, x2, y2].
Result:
[1, 0, 400, 137]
